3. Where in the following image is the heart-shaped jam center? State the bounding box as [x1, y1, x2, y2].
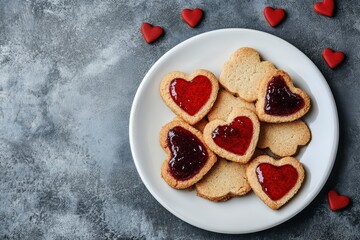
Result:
[212, 116, 253, 155]
[167, 126, 208, 181]
[265, 76, 304, 116]
[256, 163, 298, 201]
[170, 75, 212, 116]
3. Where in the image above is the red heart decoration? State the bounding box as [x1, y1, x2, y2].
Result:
[181, 8, 203, 28]
[256, 163, 299, 201]
[263, 7, 286, 27]
[322, 48, 345, 68]
[170, 75, 212, 116]
[141, 22, 163, 44]
[328, 190, 350, 211]
[314, 0, 335, 17]
[212, 116, 254, 155]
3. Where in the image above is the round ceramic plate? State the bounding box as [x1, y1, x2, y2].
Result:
[129, 29, 338, 234]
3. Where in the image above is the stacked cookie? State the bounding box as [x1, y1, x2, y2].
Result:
[159, 48, 311, 210]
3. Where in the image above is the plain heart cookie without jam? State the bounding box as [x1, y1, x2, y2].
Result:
[203, 108, 260, 163]
[219, 47, 276, 102]
[160, 120, 217, 189]
[246, 155, 305, 210]
[196, 150, 265, 202]
[173, 116, 208, 133]
[195, 158, 251, 202]
[257, 120, 311, 157]
[160, 69, 219, 125]
[256, 69, 311, 123]
[207, 89, 256, 122]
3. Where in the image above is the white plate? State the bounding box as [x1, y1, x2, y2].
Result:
[129, 29, 338, 234]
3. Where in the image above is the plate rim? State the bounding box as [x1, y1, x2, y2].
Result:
[129, 28, 339, 234]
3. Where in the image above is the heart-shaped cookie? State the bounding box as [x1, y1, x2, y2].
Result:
[160, 69, 219, 125]
[141, 22, 164, 44]
[256, 69, 311, 123]
[207, 89, 256, 122]
[246, 155, 305, 210]
[220, 48, 276, 102]
[203, 108, 260, 163]
[264, 7, 286, 27]
[196, 150, 264, 202]
[195, 158, 251, 202]
[322, 48, 345, 69]
[328, 190, 350, 211]
[160, 120, 217, 189]
[314, 0, 335, 17]
[257, 120, 311, 157]
[181, 8, 203, 28]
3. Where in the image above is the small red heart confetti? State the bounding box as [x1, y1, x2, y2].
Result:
[264, 7, 286, 27]
[181, 8, 203, 28]
[141, 22, 164, 44]
[314, 0, 335, 17]
[322, 48, 345, 68]
[328, 190, 350, 211]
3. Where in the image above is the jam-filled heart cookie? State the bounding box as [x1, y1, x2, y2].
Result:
[207, 89, 255, 122]
[246, 155, 305, 210]
[219, 48, 276, 102]
[256, 69, 311, 122]
[203, 108, 260, 163]
[257, 120, 311, 157]
[160, 69, 219, 125]
[160, 120, 217, 189]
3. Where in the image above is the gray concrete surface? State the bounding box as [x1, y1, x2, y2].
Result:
[0, 0, 359, 239]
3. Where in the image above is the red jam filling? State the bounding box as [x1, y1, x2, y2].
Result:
[255, 163, 299, 201]
[169, 75, 212, 116]
[167, 126, 208, 181]
[212, 116, 253, 155]
[265, 75, 305, 116]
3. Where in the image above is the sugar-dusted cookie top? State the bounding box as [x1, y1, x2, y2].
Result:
[256, 69, 311, 123]
[203, 108, 260, 163]
[195, 158, 251, 202]
[160, 69, 219, 125]
[219, 48, 276, 102]
[160, 120, 217, 189]
[246, 155, 305, 210]
[207, 89, 256, 122]
[257, 120, 311, 157]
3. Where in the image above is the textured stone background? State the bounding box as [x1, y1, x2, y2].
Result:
[0, 0, 359, 239]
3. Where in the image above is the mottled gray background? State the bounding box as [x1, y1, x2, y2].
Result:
[0, 0, 359, 239]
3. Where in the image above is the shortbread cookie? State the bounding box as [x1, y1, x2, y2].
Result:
[195, 158, 251, 201]
[219, 48, 276, 102]
[203, 108, 260, 163]
[160, 69, 219, 125]
[160, 120, 217, 189]
[246, 155, 305, 210]
[207, 89, 256, 122]
[257, 120, 311, 157]
[256, 69, 311, 123]
[174, 117, 208, 132]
